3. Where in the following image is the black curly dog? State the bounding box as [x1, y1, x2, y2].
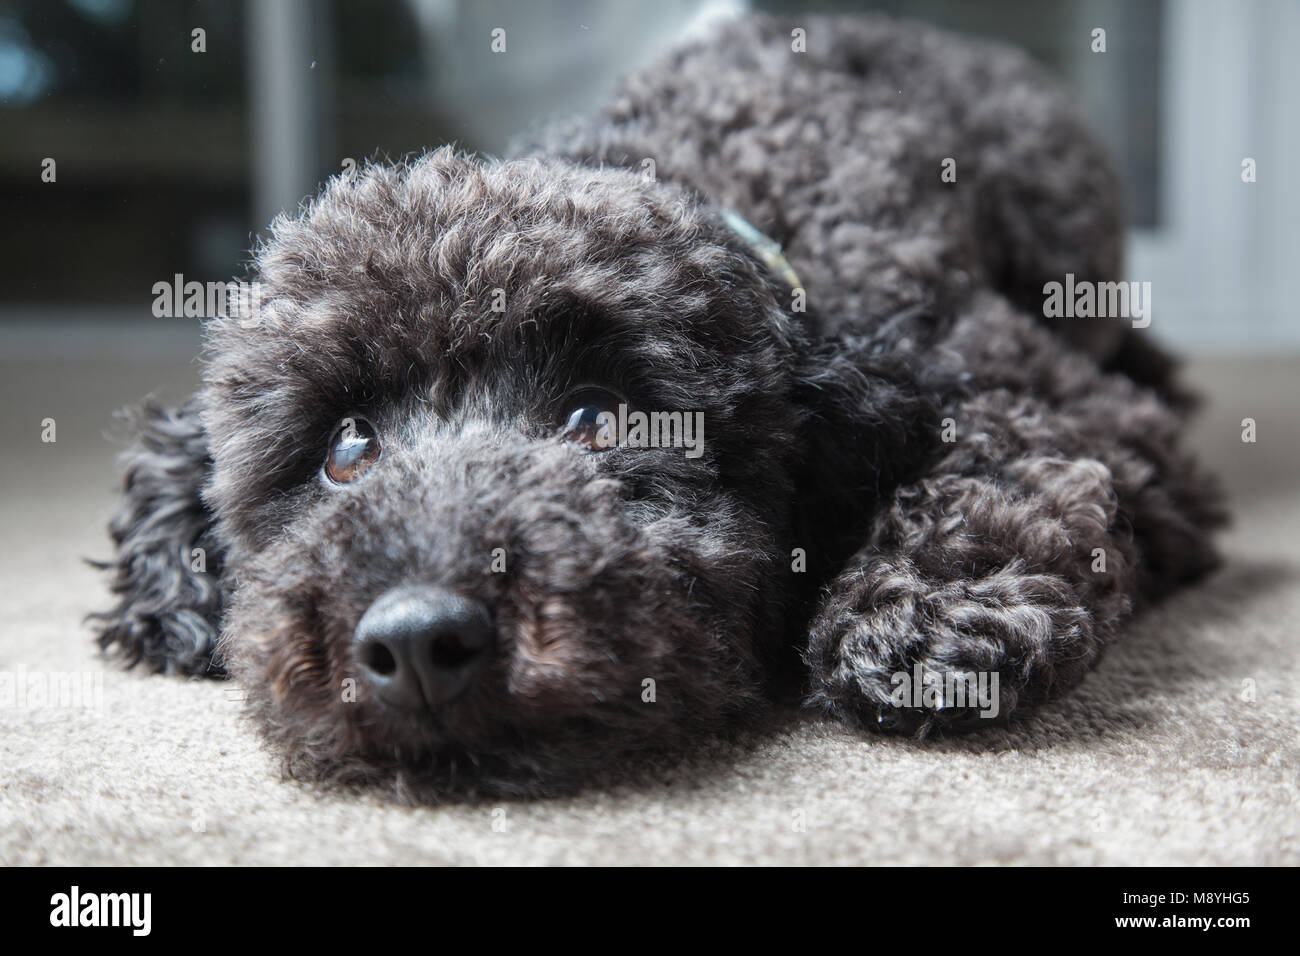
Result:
[94, 16, 1224, 795]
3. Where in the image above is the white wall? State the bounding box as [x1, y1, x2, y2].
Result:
[1129, 0, 1300, 352]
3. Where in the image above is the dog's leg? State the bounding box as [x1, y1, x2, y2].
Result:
[802, 301, 1224, 733]
[90, 397, 226, 677]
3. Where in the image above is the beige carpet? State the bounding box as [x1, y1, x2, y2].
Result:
[2, 322, 1297, 865]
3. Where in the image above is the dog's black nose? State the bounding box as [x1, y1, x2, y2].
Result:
[354, 586, 493, 711]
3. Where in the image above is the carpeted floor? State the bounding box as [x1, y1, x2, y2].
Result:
[1, 320, 1297, 865]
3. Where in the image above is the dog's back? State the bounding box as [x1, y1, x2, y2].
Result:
[530, 14, 1167, 388]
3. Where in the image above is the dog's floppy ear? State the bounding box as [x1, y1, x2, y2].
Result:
[90, 396, 225, 677]
[788, 327, 944, 581]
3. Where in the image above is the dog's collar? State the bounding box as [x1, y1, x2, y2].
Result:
[717, 207, 803, 291]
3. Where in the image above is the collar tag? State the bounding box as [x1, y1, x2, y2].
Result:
[718, 207, 803, 291]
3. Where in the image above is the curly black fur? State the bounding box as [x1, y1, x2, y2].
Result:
[93, 15, 1225, 796]
[91, 399, 225, 677]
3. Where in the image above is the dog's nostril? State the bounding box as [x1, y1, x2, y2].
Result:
[361, 641, 397, 677]
[429, 631, 482, 670]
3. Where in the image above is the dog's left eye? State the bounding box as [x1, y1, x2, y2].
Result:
[560, 387, 623, 454]
[325, 416, 381, 484]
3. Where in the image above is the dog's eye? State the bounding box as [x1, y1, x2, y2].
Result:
[325, 416, 381, 484]
[560, 387, 623, 454]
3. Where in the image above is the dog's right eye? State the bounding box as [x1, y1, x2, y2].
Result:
[559, 387, 624, 454]
[325, 416, 381, 484]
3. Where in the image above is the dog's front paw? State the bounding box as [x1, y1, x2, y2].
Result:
[803, 552, 1098, 735]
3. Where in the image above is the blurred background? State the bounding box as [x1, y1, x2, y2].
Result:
[0, 0, 1296, 355]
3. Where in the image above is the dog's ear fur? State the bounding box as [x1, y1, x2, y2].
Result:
[90, 397, 226, 677]
[788, 328, 944, 584]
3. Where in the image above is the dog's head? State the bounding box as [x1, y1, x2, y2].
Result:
[103, 148, 935, 795]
